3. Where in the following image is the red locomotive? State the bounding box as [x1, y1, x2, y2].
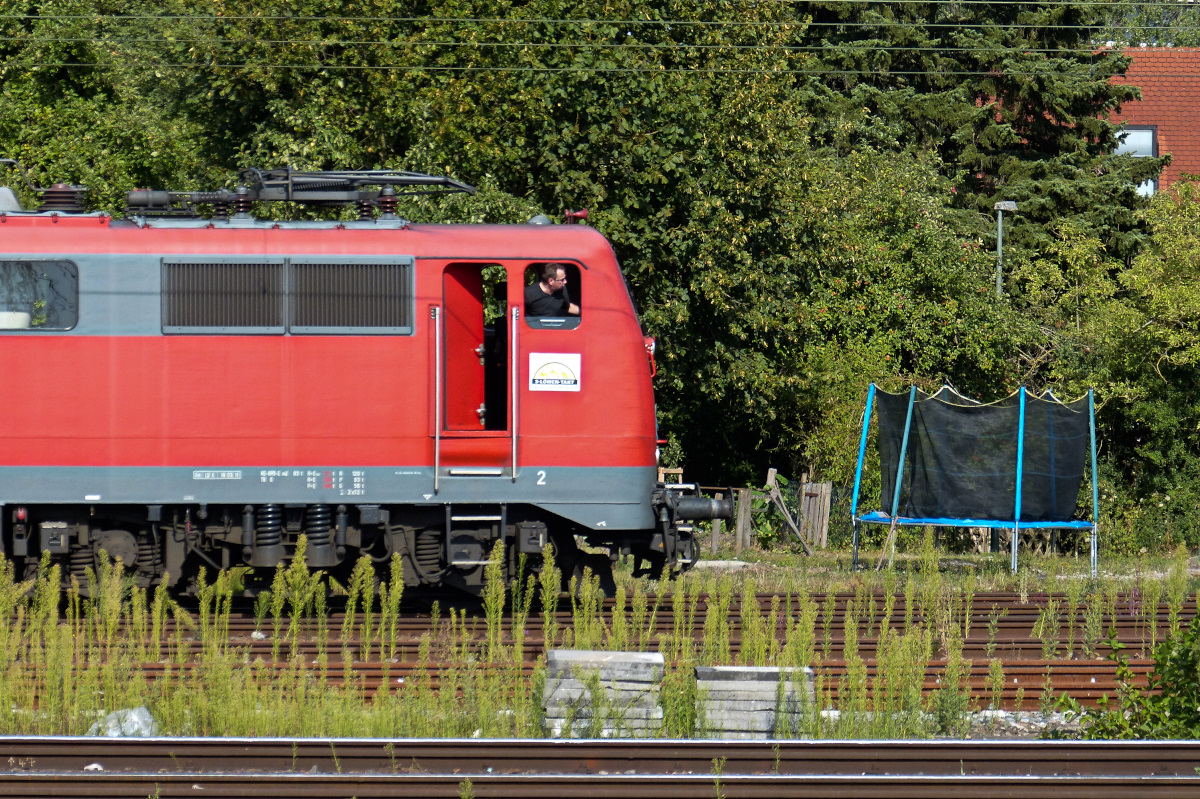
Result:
[0, 166, 728, 594]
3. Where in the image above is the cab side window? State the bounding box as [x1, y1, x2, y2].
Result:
[0, 260, 78, 330]
[523, 262, 581, 330]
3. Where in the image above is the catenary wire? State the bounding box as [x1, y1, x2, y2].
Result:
[0, 12, 1198, 29]
[0, 61, 1184, 75]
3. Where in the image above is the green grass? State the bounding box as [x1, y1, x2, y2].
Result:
[0, 537, 1190, 739]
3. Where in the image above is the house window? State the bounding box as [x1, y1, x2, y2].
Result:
[1116, 126, 1158, 197]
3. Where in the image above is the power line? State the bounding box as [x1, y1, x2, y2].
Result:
[0, 36, 1146, 54]
[0, 12, 1190, 29]
[0, 60, 1175, 75]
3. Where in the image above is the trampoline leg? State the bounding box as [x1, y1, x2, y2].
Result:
[990, 528, 998, 553]
[1090, 524, 1098, 578]
[1010, 524, 1019, 574]
[852, 521, 860, 571]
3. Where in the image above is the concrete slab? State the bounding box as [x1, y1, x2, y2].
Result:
[703, 699, 801, 713]
[697, 683, 808, 701]
[544, 686, 661, 709]
[543, 705, 664, 721]
[699, 710, 778, 732]
[546, 649, 664, 682]
[695, 665, 814, 682]
[692, 560, 749, 571]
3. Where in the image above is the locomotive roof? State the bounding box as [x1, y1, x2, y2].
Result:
[0, 212, 619, 262]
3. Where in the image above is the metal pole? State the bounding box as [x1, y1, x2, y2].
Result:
[1012, 386, 1026, 574]
[888, 386, 918, 566]
[994, 201, 1016, 299]
[1089, 389, 1100, 577]
[850, 385, 876, 518]
[996, 208, 1004, 298]
[850, 383, 877, 571]
[891, 386, 918, 520]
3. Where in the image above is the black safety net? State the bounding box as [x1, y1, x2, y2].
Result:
[877, 387, 1089, 523]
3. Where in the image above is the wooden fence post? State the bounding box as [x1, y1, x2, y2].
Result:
[734, 488, 752, 555]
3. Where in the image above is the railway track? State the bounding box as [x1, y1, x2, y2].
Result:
[169, 592, 1193, 663]
[5, 591, 1179, 712]
[6, 656, 1152, 709]
[7, 736, 1198, 774]
[3, 772, 1198, 798]
[3, 739, 1200, 797]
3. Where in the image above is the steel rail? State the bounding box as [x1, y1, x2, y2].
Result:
[5, 737, 1200, 776]
[0, 770, 1198, 798]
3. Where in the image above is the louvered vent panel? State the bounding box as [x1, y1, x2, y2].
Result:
[163, 262, 284, 329]
[290, 262, 411, 329]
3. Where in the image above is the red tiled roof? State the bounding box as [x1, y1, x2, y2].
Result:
[1113, 47, 1200, 187]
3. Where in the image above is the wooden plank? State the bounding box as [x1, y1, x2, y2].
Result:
[819, 483, 831, 548]
[766, 483, 813, 557]
[734, 488, 752, 554]
[657, 467, 683, 483]
[800, 483, 810, 544]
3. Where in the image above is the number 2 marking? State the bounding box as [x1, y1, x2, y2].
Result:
[537, 470, 547, 485]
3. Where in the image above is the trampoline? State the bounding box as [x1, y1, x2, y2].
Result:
[849, 384, 1100, 575]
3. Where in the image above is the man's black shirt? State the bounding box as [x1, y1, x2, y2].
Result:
[524, 282, 572, 316]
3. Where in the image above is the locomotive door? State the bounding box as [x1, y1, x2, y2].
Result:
[435, 263, 512, 480]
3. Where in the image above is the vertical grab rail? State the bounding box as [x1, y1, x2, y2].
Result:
[511, 307, 520, 481]
[432, 306, 442, 495]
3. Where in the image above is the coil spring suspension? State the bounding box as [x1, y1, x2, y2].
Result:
[70, 546, 92, 581]
[305, 504, 332, 547]
[137, 537, 162, 575]
[415, 529, 443, 574]
[256, 504, 283, 547]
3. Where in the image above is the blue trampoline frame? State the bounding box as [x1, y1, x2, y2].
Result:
[850, 384, 1100, 576]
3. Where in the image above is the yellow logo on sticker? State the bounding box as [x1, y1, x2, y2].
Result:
[531, 362, 579, 387]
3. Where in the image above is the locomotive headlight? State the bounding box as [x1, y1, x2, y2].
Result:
[655, 447, 661, 465]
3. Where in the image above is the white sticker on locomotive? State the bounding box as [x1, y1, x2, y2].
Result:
[529, 353, 581, 392]
[192, 470, 243, 480]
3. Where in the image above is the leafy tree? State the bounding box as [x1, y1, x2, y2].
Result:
[0, 0, 1185, 500]
[0, 0, 213, 205]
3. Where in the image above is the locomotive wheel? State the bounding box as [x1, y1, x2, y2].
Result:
[94, 529, 139, 571]
[571, 552, 616, 598]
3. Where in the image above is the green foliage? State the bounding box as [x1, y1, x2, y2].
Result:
[1, 0, 1197, 526]
[1077, 622, 1200, 739]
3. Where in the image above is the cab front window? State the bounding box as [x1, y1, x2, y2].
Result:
[524, 262, 581, 330]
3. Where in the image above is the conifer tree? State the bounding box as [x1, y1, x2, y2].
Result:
[797, 0, 1167, 257]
